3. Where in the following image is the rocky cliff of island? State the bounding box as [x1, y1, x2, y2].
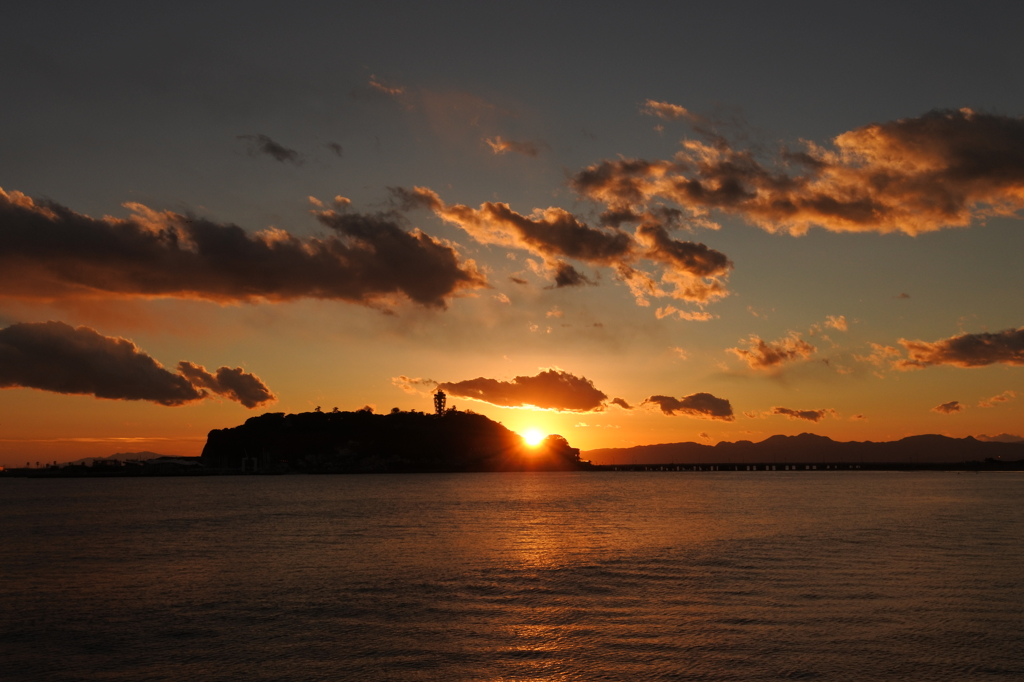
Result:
[201, 409, 589, 473]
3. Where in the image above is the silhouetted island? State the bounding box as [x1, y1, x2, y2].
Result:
[201, 408, 590, 473]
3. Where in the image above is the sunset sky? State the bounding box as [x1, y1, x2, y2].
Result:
[2, 1, 1023, 466]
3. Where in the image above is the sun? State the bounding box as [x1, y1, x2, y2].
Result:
[522, 429, 545, 447]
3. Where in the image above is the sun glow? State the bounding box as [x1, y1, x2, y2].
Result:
[522, 429, 545, 446]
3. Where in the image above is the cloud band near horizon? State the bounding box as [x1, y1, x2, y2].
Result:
[898, 327, 1024, 368]
[0, 188, 487, 309]
[437, 369, 612, 412]
[0, 321, 274, 407]
[642, 393, 735, 420]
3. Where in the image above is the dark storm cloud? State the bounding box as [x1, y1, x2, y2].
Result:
[0, 188, 487, 309]
[932, 400, 963, 414]
[237, 134, 303, 165]
[771, 407, 835, 422]
[394, 186, 731, 304]
[641, 393, 734, 421]
[897, 327, 1024, 368]
[0, 321, 274, 408]
[728, 334, 816, 369]
[438, 369, 610, 412]
[571, 109, 1024, 235]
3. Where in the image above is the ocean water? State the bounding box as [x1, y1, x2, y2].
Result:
[2, 472, 1022, 681]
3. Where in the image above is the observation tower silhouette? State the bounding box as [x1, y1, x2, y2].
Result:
[433, 389, 446, 415]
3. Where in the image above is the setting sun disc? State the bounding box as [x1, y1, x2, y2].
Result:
[523, 429, 545, 446]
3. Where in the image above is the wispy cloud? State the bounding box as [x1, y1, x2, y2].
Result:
[640, 100, 696, 121]
[391, 375, 436, 394]
[655, 306, 714, 321]
[237, 134, 303, 165]
[484, 136, 542, 157]
[368, 75, 405, 96]
[979, 390, 1016, 407]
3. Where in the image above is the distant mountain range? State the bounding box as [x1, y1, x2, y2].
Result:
[65, 451, 171, 466]
[582, 433, 1024, 465]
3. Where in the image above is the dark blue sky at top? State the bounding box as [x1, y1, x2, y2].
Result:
[4, 0, 1024, 224]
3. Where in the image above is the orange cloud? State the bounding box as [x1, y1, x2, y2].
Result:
[655, 306, 714, 321]
[640, 100, 695, 121]
[854, 343, 903, 368]
[571, 109, 1024, 236]
[395, 186, 731, 304]
[728, 333, 816, 369]
[641, 393, 734, 421]
[825, 315, 848, 331]
[438, 369, 610, 412]
[932, 400, 963, 414]
[391, 375, 436, 395]
[0, 188, 488, 309]
[0, 321, 274, 408]
[897, 327, 1024, 369]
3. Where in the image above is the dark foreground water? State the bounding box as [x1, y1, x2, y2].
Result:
[2, 472, 1022, 681]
